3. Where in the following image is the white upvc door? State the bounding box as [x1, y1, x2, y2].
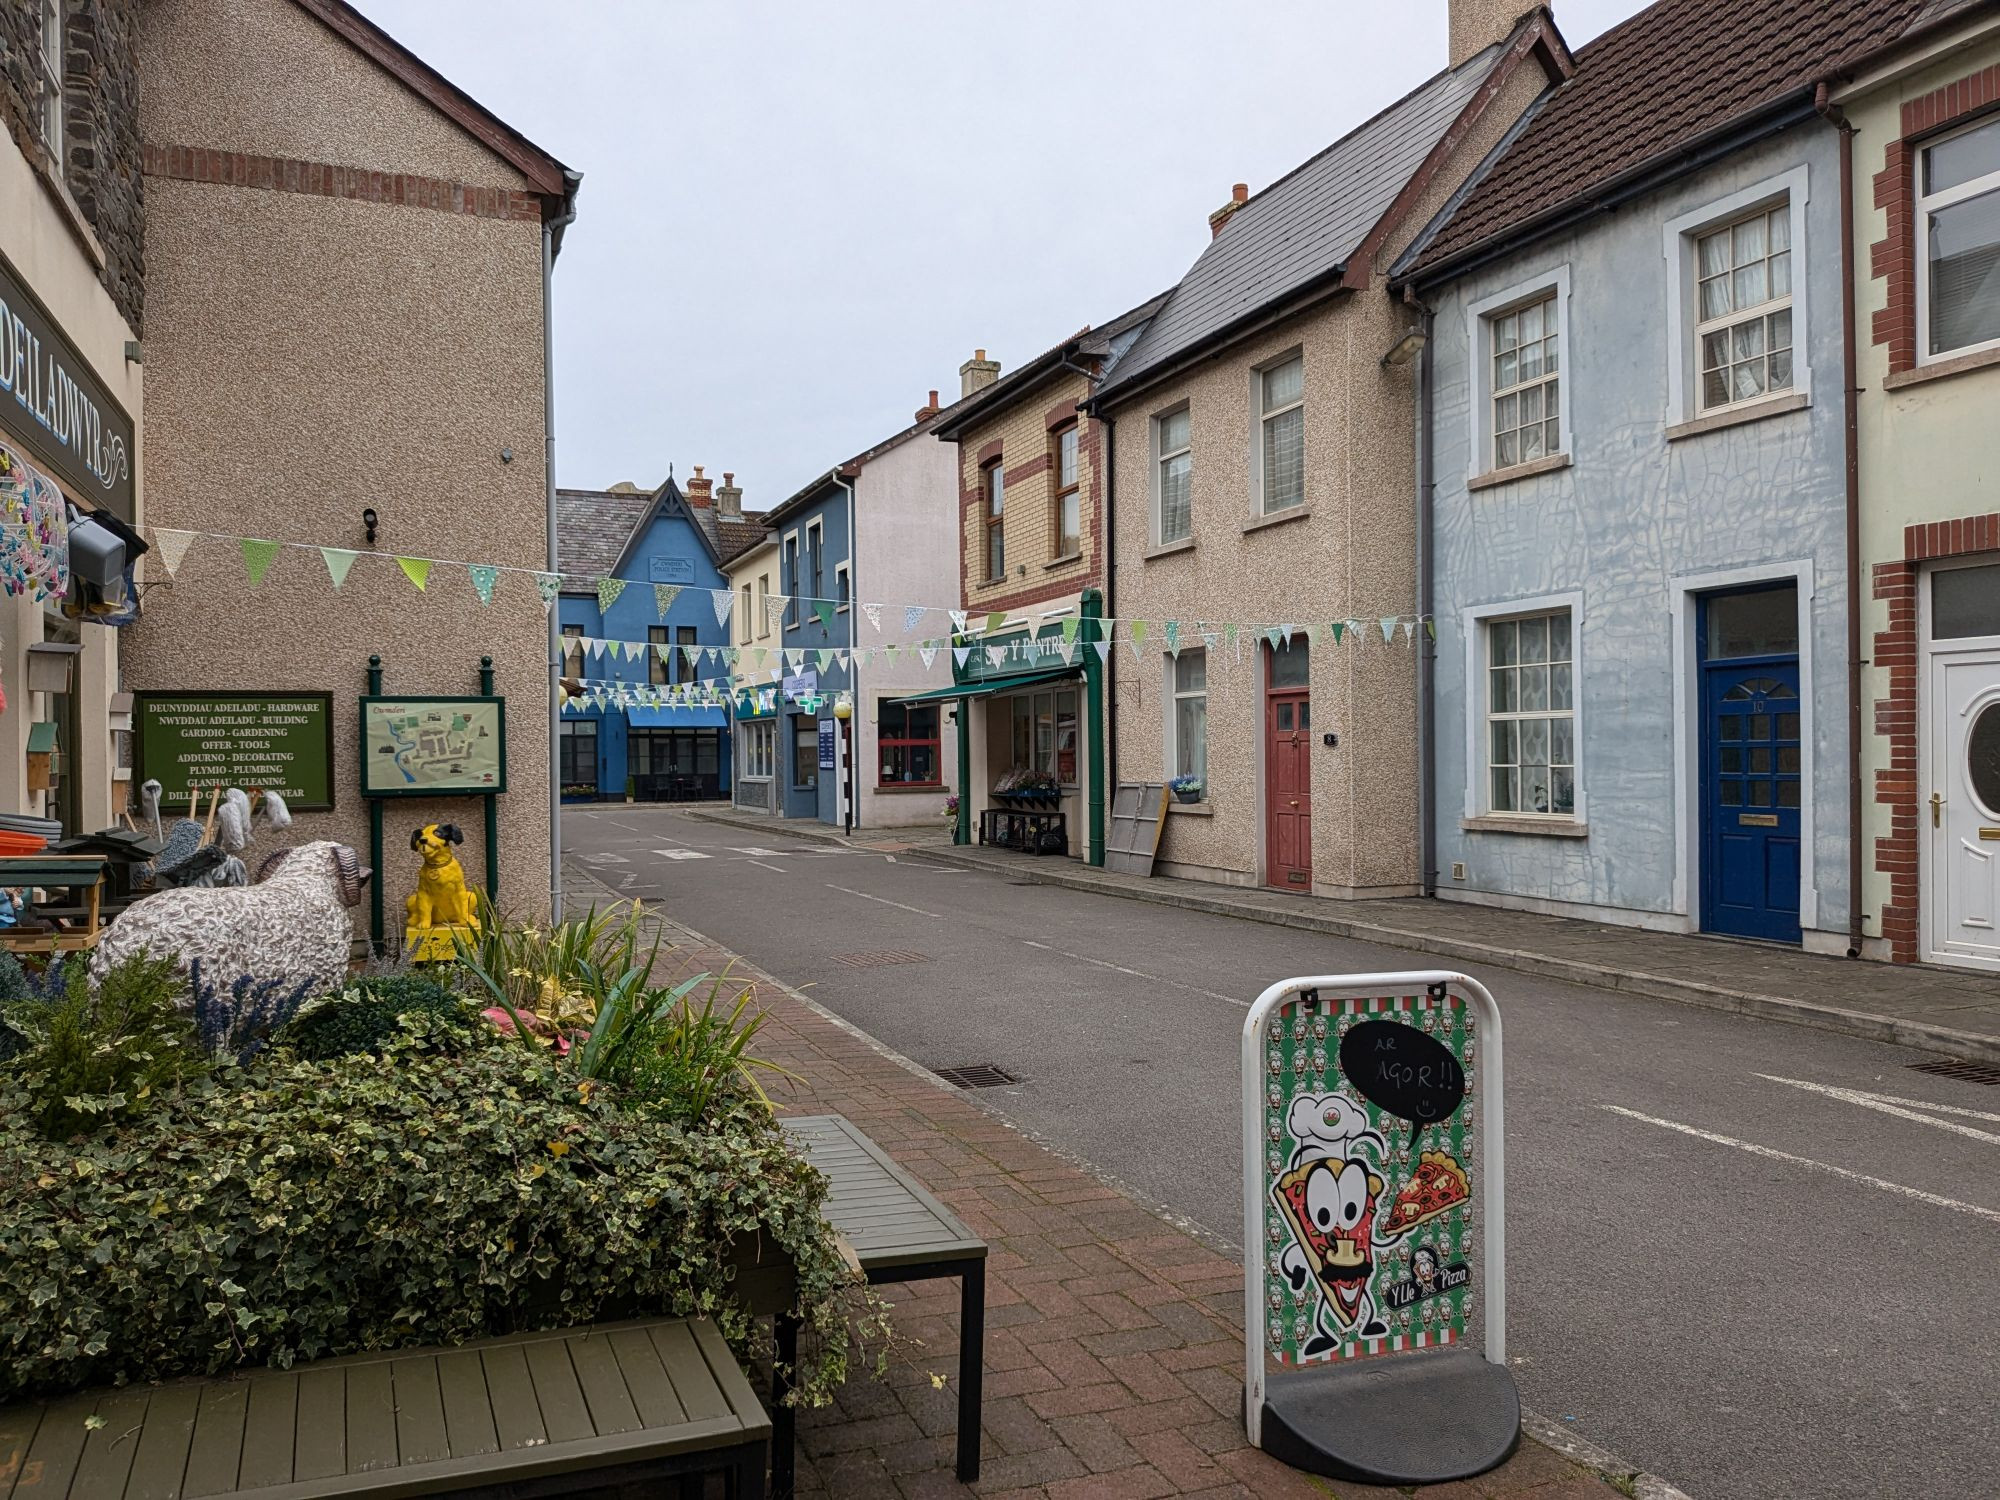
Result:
[1927, 646, 2000, 970]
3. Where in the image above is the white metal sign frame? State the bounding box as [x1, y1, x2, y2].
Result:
[1241, 970, 1507, 1446]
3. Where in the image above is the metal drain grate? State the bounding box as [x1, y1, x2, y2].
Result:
[1908, 1058, 2000, 1086]
[932, 1062, 1022, 1089]
[828, 950, 932, 969]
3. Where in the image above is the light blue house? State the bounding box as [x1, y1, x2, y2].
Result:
[1394, 1, 1859, 954]
[759, 470, 855, 824]
[554, 471, 737, 802]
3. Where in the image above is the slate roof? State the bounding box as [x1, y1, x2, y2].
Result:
[555, 487, 654, 586]
[931, 289, 1172, 441]
[1405, 0, 1941, 278]
[1094, 42, 1513, 404]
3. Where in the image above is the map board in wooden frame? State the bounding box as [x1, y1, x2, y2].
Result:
[359, 696, 507, 798]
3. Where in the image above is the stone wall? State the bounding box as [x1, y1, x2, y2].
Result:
[0, 0, 144, 333]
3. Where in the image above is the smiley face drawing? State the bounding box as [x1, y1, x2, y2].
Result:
[1269, 1091, 1413, 1356]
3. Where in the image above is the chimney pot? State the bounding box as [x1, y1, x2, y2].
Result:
[723, 471, 734, 485]
[1209, 183, 1252, 238]
[959, 349, 1002, 398]
[685, 466, 715, 508]
[715, 473, 744, 520]
[1232, 182, 1249, 203]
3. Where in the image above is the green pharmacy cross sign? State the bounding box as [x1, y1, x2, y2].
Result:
[1241, 971, 1517, 1487]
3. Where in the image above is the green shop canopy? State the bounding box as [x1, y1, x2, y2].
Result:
[889, 665, 1080, 707]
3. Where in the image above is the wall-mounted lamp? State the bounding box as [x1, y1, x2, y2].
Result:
[1381, 329, 1428, 368]
[362, 508, 379, 545]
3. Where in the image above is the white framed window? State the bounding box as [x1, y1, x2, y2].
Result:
[740, 720, 775, 780]
[782, 532, 799, 629]
[1253, 353, 1305, 514]
[1168, 650, 1207, 793]
[1052, 423, 1081, 560]
[757, 573, 771, 639]
[1483, 609, 1575, 817]
[834, 561, 850, 611]
[806, 521, 824, 604]
[1663, 168, 1809, 426]
[738, 584, 751, 645]
[1466, 268, 1571, 481]
[1917, 115, 2000, 363]
[38, 0, 62, 162]
[1153, 405, 1192, 544]
[982, 460, 1006, 580]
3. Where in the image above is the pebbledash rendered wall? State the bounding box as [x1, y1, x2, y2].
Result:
[1422, 127, 1852, 945]
[128, 0, 557, 920]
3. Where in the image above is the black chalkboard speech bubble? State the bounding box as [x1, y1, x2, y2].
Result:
[1337, 1019, 1466, 1127]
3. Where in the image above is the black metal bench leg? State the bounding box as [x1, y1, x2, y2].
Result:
[737, 1439, 768, 1500]
[956, 1262, 984, 1483]
[771, 1312, 799, 1499]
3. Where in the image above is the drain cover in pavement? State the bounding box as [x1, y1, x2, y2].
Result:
[932, 1062, 1022, 1089]
[1907, 1058, 2000, 1086]
[828, 950, 932, 968]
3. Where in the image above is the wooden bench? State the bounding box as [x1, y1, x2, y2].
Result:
[772, 1115, 987, 1496]
[0, 1318, 769, 1500]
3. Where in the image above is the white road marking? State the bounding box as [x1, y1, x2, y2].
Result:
[1601, 1105, 2000, 1225]
[747, 860, 787, 874]
[1755, 1074, 2000, 1145]
[1022, 940, 1052, 949]
[580, 852, 628, 865]
[824, 884, 948, 919]
[1760, 1077, 2000, 1125]
[653, 849, 711, 861]
[729, 846, 790, 857]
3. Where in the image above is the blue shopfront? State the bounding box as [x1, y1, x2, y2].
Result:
[762, 470, 855, 825]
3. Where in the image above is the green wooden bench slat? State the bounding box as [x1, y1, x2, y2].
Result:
[0, 1402, 45, 1500]
[20, 1397, 93, 1500]
[342, 1363, 396, 1476]
[687, 1319, 767, 1431]
[521, 1338, 594, 1446]
[432, 1352, 497, 1461]
[126, 1385, 202, 1500]
[783, 1115, 987, 1270]
[476, 1344, 546, 1454]
[647, 1324, 730, 1426]
[181, 1382, 250, 1499]
[292, 1368, 345, 1481]
[563, 1336, 639, 1437]
[235, 1375, 296, 1491]
[72, 1388, 151, 1500]
[387, 1360, 448, 1469]
[604, 1330, 686, 1431]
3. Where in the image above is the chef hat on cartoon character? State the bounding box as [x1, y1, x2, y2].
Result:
[1286, 1092, 1373, 1156]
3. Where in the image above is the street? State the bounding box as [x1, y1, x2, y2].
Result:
[566, 807, 1998, 1500]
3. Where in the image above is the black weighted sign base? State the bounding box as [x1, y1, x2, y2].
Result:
[1258, 1348, 1519, 1484]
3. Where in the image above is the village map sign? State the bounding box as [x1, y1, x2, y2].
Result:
[358, 695, 506, 798]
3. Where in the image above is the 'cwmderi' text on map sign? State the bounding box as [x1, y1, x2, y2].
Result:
[134, 693, 335, 810]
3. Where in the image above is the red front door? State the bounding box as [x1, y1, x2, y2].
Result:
[1266, 688, 1312, 890]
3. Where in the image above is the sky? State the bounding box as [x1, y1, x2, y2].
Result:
[351, 0, 1652, 510]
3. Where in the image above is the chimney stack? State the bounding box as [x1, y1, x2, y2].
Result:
[915, 388, 941, 422]
[685, 464, 714, 508]
[959, 349, 1001, 398]
[1208, 182, 1250, 239]
[1449, 0, 1531, 69]
[716, 471, 743, 520]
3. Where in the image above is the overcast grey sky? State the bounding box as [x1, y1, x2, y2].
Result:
[352, 1, 1650, 509]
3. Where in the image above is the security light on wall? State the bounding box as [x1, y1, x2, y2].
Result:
[1381, 329, 1428, 367]
[362, 508, 378, 544]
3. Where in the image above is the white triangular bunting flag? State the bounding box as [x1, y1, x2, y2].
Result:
[862, 601, 883, 632]
[1401, 620, 1415, 642]
[1380, 616, 1397, 644]
[712, 589, 734, 628]
[904, 605, 926, 633]
[953, 646, 972, 668]
[918, 644, 938, 670]
[1092, 641, 1110, 662]
[949, 609, 968, 633]
[151, 527, 197, 577]
[320, 548, 359, 589]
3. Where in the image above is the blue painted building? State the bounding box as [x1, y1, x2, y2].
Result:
[554, 470, 740, 802]
[1395, 2, 1856, 953]
[760, 470, 855, 824]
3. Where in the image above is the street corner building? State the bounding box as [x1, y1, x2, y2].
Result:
[926, 309, 1165, 862]
[554, 471, 741, 806]
[1090, 0, 1572, 898]
[0, 0, 145, 838]
[125, 0, 578, 922]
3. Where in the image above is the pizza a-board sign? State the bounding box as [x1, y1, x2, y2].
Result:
[1241, 970, 1517, 1486]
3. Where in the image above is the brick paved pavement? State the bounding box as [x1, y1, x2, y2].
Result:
[573, 864, 1646, 1500]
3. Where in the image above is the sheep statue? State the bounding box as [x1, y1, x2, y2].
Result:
[92, 841, 371, 1006]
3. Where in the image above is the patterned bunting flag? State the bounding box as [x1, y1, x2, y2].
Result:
[151, 527, 196, 578]
[1202, 630, 1220, 654]
[654, 583, 682, 617]
[240, 538, 280, 587]
[862, 601, 883, 632]
[712, 589, 734, 628]
[320, 548, 359, 589]
[949, 609, 969, 633]
[919, 644, 939, 669]
[1164, 621, 1180, 655]
[682, 644, 702, 670]
[468, 563, 499, 605]
[597, 577, 625, 611]
[766, 594, 788, 631]
[1226, 623, 1239, 648]
[904, 605, 926, 633]
[1380, 616, 1397, 643]
[1265, 627, 1285, 650]
[535, 572, 561, 605]
[1401, 620, 1415, 643]
[1347, 618, 1364, 644]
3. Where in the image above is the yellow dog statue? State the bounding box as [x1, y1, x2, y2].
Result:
[407, 822, 479, 930]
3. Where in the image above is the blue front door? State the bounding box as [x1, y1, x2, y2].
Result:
[1699, 608, 1803, 942]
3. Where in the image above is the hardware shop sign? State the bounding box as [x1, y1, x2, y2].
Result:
[0, 249, 135, 519]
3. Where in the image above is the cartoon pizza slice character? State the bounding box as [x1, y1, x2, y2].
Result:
[1271, 1155, 1385, 1341]
[1379, 1149, 1470, 1236]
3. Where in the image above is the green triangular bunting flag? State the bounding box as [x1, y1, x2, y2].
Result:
[240, 538, 280, 587]
[398, 556, 432, 591]
[598, 577, 626, 612]
[319, 548, 358, 589]
[814, 601, 835, 631]
[468, 564, 498, 605]
[654, 583, 682, 617]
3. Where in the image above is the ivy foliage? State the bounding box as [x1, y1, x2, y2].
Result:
[282, 973, 480, 1061]
[0, 1023, 860, 1406]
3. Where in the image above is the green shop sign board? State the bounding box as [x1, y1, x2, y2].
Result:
[134, 693, 336, 810]
[359, 695, 506, 798]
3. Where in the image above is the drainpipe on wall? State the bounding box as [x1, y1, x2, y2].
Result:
[1083, 586, 1107, 866]
[1816, 83, 1866, 960]
[1100, 416, 1114, 869]
[832, 471, 856, 836]
[1408, 293, 1439, 897]
[1059, 355, 1114, 869]
[541, 177, 580, 922]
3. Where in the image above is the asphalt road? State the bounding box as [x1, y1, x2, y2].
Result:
[567, 807, 1998, 1500]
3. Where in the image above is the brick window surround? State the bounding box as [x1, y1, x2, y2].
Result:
[1870, 513, 2000, 961]
[1869, 62, 2000, 373]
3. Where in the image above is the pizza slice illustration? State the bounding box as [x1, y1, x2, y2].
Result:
[1270, 1155, 1382, 1331]
[1380, 1148, 1470, 1236]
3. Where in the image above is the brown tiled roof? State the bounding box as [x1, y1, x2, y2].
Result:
[717, 515, 771, 564]
[1408, 0, 1938, 276]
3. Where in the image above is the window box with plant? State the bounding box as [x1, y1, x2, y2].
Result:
[1169, 774, 1204, 804]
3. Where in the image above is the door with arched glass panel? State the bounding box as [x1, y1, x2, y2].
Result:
[1927, 561, 2000, 971]
[1699, 586, 1802, 943]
